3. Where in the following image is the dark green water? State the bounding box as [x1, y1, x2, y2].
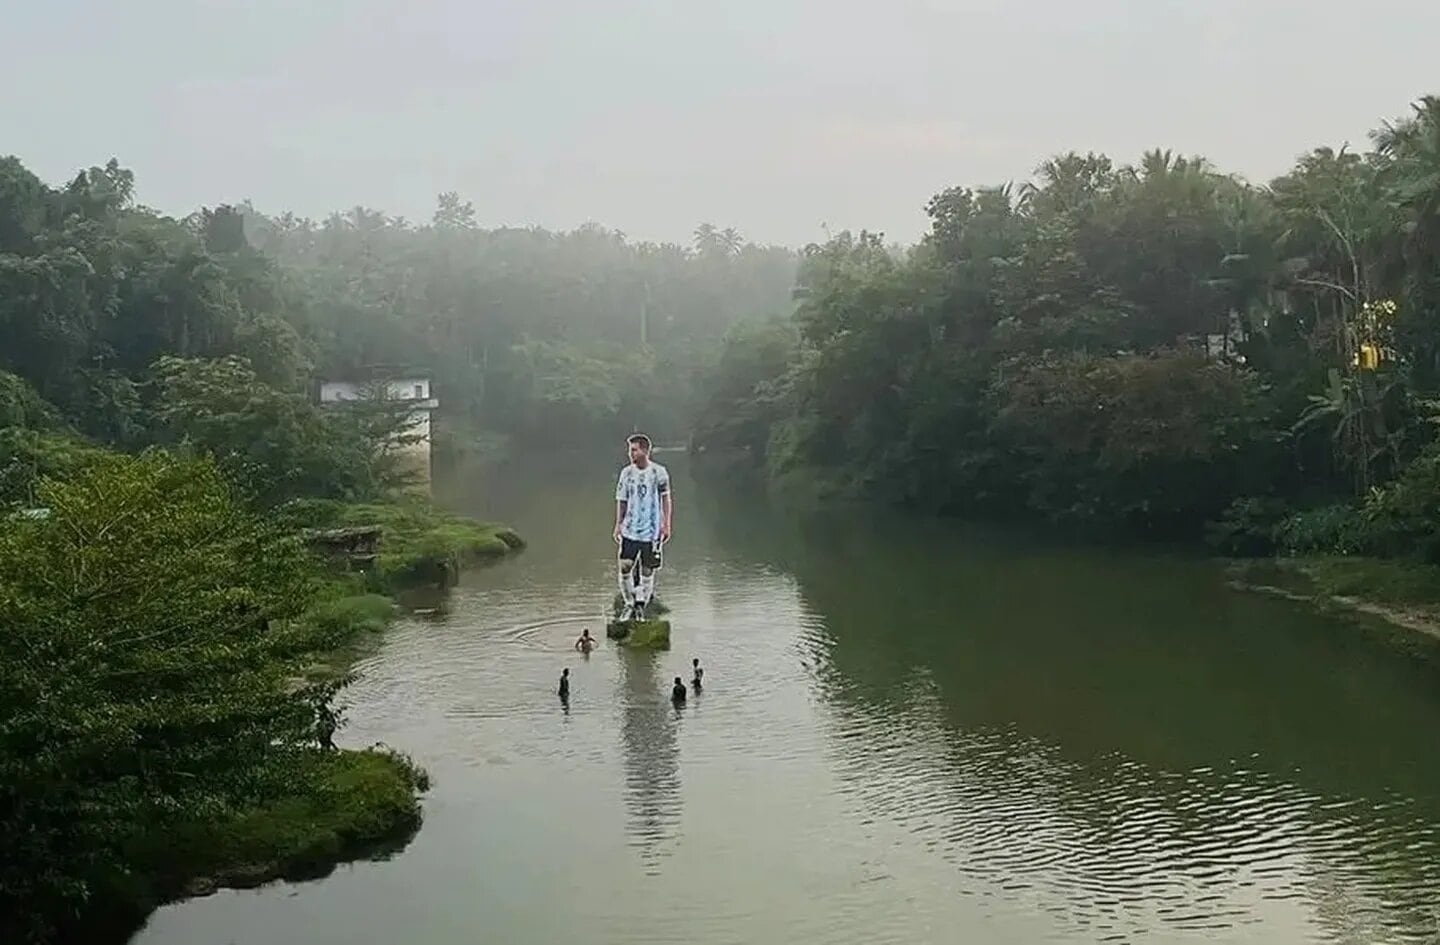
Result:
[133, 455, 1440, 944]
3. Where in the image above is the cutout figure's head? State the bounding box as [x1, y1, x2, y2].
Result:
[628, 433, 651, 467]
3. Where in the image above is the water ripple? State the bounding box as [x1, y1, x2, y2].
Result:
[132, 478, 1440, 945]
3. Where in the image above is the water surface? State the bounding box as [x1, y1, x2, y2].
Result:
[133, 456, 1440, 944]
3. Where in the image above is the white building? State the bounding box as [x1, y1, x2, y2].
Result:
[318, 374, 439, 483]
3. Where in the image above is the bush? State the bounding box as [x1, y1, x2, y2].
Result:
[304, 593, 396, 641]
[0, 451, 354, 942]
[1357, 443, 1440, 562]
[1275, 504, 1373, 555]
[991, 350, 1284, 534]
[1205, 496, 1292, 556]
[321, 501, 523, 589]
[0, 429, 110, 506]
[0, 369, 63, 430]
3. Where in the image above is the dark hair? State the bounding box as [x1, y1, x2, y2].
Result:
[627, 433, 652, 451]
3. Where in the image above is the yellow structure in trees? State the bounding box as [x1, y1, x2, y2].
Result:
[1352, 299, 1398, 371]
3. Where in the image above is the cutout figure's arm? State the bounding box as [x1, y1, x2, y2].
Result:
[658, 467, 672, 540]
[614, 471, 627, 541]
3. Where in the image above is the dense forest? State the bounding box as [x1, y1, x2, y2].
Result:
[694, 95, 1440, 562]
[0, 155, 795, 465]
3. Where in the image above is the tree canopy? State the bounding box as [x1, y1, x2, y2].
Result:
[695, 94, 1440, 544]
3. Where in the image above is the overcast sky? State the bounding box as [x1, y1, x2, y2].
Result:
[3, 0, 1438, 247]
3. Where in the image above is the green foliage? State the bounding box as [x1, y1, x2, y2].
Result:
[691, 318, 798, 460]
[1204, 497, 1292, 556]
[318, 501, 524, 589]
[251, 208, 797, 446]
[0, 370, 63, 430]
[97, 748, 426, 942]
[147, 355, 387, 507]
[1, 153, 796, 453]
[1292, 556, 1440, 610]
[694, 94, 1440, 540]
[607, 619, 672, 649]
[1275, 504, 1373, 556]
[992, 350, 1280, 530]
[0, 430, 111, 507]
[0, 451, 359, 942]
[303, 592, 396, 642]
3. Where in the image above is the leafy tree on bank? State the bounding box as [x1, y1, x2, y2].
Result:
[0, 453, 352, 942]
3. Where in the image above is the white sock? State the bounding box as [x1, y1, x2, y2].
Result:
[618, 567, 636, 606]
[638, 572, 656, 605]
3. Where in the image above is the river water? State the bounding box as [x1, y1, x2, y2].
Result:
[133, 455, 1440, 945]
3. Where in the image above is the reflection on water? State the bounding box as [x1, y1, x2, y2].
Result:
[616, 650, 682, 871]
[131, 454, 1440, 945]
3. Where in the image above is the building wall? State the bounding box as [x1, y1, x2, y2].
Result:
[319, 378, 431, 403]
[318, 377, 436, 486]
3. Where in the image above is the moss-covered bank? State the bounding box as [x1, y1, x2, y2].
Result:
[282, 497, 524, 590]
[79, 502, 523, 943]
[66, 749, 428, 945]
[1228, 556, 1440, 661]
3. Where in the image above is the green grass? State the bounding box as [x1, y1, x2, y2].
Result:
[334, 501, 523, 588]
[279, 497, 524, 590]
[305, 591, 397, 639]
[1232, 555, 1440, 610]
[613, 619, 671, 649]
[169, 749, 430, 889]
[1293, 556, 1440, 609]
[86, 749, 429, 943]
[1229, 555, 1440, 663]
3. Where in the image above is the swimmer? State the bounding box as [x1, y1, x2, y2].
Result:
[558, 667, 570, 700]
[575, 628, 596, 652]
[671, 676, 687, 704]
[691, 657, 704, 691]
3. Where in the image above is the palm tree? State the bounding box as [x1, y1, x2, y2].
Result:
[718, 227, 744, 256]
[1374, 96, 1440, 385]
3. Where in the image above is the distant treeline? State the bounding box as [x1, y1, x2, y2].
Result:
[692, 95, 1440, 561]
[0, 160, 797, 459]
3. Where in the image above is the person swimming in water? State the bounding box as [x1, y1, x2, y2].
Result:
[558, 667, 570, 700]
[575, 629, 595, 652]
[691, 657, 704, 691]
[671, 676, 687, 704]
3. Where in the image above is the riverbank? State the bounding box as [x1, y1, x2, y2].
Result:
[1227, 556, 1440, 661]
[91, 501, 519, 944]
[281, 498, 525, 590]
[69, 748, 427, 945]
[6, 457, 524, 945]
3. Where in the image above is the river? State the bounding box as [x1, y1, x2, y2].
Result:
[133, 454, 1440, 945]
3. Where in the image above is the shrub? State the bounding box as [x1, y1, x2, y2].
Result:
[1205, 496, 1292, 556]
[0, 451, 349, 941]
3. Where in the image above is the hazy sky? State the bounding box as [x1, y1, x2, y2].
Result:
[4, 0, 1438, 247]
